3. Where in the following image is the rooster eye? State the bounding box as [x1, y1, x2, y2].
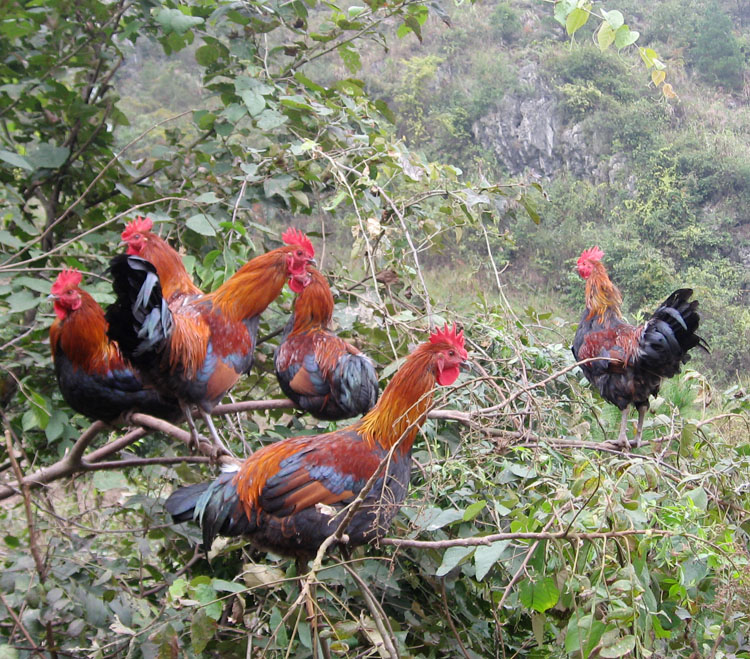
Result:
[448, 350, 455, 357]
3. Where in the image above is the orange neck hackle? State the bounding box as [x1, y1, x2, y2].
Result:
[290, 268, 334, 335]
[209, 245, 312, 322]
[359, 325, 466, 453]
[142, 235, 201, 300]
[50, 289, 123, 375]
[122, 217, 200, 300]
[585, 260, 623, 322]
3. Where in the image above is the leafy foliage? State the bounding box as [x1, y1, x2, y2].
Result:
[0, 0, 749, 657]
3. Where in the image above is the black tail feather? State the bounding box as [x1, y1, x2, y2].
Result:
[106, 255, 173, 367]
[641, 288, 708, 378]
[165, 471, 253, 549]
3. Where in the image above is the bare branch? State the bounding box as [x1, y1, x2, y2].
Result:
[380, 528, 673, 550]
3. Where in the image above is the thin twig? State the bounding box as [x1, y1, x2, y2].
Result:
[0, 591, 42, 656]
[381, 528, 673, 550]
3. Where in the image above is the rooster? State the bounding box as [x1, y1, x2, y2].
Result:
[275, 266, 379, 420]
[120, 215, 201, 302]
[49, 268, 179, 423]
[165, 324, 468, 558]
[106, 228, 316, 455]
[572, 246, 708, 447]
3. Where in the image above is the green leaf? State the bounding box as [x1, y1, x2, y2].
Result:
[614, 25, 639, 49]
[436, 546, 474, 576]
[553, 0, 576, 27]
[294, 72, 326, 93]
[195, 44, 220, 66]
[639, 47, 659, 68]
[474, 541, 509, 581]
[93, 471, 129, 492]
[532, 612, 546, 647]
[168, 578, 187, 600]
[6, 290, 39, 313]
[263, 175, 293, 204]
[0, 645, 19, 659]
[190, 608, 216, 654]
[520, 194, 541, 224]
[28, 143, 70, 169]
[411, 507, 465, 531]
[599, 635, 636, 658]
[211, 578, 246, 593]
[0, 231, 23, 248]
[153, 8, 204, 34]
[195, 192, 221, 203]
[566, 7, 589, 36]
[186, 213, 217, 236]
[463, 500, 486, 521]
[602, 9, 624, 30]
[0, 150, 33, 171]
[337, 43, 361, 74]
[684, 486, 707, 511]
[241, 89, 266, 117]
[256, 109, 288, 130]
[193, 582, 222, 620]
[269, 607, 288, 647]
[519, 576, 559, 612]
[280, 94, 313, 111]
[596, 22, 615, 51]
[402, 16, 423, 42]
[565, 612, 606, 657]
[45, 410, 66, 442]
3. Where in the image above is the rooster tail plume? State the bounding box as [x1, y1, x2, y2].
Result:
[165, 471, 252, 549]
[106, 255, 173, 364]
[640, 288, 709, 377]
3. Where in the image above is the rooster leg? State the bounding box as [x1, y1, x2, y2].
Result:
[180, 402, 202, 453]
[632, 405, 648, 449]
[198, 408, 233, 458]
[614, 408, 630, 448]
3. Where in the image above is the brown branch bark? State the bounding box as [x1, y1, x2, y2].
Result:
[380, 528, 672, 550]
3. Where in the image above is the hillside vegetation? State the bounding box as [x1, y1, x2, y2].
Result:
[0, 0, 749, 657]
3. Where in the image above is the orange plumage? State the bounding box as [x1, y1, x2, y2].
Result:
[165, 325, 469, 558]
[121, 216, 201, 301]
[572, 246, 708, 447]
[275, 267, 379, 420]
[106, 229, 316, 453]
[49, 268, 179, 423]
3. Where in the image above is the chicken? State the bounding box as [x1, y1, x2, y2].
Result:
[275, 266, 379, 420]
[49, 268, 179, 423]
[120, 215, 201, 302]
[164, 324, 468, 558]
[105, 228, 316, 455]
[572, 246, 708, 448]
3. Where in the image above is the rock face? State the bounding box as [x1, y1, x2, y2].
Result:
[471, 62, 616, 182]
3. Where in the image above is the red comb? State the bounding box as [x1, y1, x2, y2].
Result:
[429, 323, 466, 353]
[121, 215, 153, 240]
[51, 267, 83, 295]
[578, 246, 604, 264]
[282, 227, 315, 258]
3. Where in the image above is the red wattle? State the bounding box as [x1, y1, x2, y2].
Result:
[289, 277, 305, 293]
[437, 365, 459, 386]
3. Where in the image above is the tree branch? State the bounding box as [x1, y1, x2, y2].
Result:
[380, 528, 672, 550]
